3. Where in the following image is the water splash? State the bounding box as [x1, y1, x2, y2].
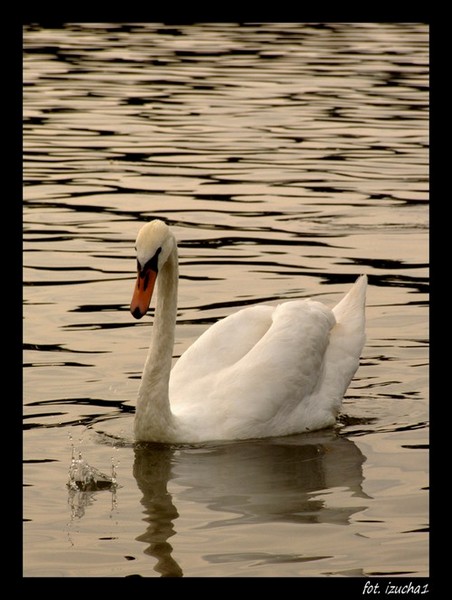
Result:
[67, 439, 119, 521]
[67, 437, 118, 492]
[67, 449, 116, 491]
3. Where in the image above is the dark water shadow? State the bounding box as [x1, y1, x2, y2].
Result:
[132, 430, 369, 576]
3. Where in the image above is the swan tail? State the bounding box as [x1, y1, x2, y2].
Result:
[332, 274, 367, 333]
[318, 275, 367, 414]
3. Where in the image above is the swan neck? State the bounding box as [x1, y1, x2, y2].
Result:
[153, 243, 178, 353]
[135, 243, 178, 440]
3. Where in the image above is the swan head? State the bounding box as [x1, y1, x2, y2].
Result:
[130, 220, 175, 320]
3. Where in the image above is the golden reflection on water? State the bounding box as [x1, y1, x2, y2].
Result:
[23, 23, 428, 578]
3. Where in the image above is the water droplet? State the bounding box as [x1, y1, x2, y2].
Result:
[67, 447, 117, 492]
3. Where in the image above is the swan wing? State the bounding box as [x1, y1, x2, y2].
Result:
[169, 276, 366, 442]
[170, 299, 336, 439]
[170, 304, 274, 390]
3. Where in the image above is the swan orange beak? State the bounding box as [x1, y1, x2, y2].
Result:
[130, 266, 158, 319]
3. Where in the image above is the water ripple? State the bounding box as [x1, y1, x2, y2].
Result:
[23, 23, 428, 578]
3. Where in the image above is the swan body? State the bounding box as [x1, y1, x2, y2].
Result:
[130, 220, 367, 444]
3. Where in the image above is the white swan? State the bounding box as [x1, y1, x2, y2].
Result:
[130, 219, 367, 444]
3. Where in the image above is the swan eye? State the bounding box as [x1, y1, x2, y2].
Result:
[139, 247, 162, 274]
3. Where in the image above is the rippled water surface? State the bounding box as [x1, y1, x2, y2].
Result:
[23, 23, 429, 578]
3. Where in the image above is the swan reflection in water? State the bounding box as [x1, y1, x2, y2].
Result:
[132, 430, 370, 577]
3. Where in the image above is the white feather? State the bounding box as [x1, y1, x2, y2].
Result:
[132, 220, 367, 443]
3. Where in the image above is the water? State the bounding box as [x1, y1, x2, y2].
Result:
[23, 23, 429, 578]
